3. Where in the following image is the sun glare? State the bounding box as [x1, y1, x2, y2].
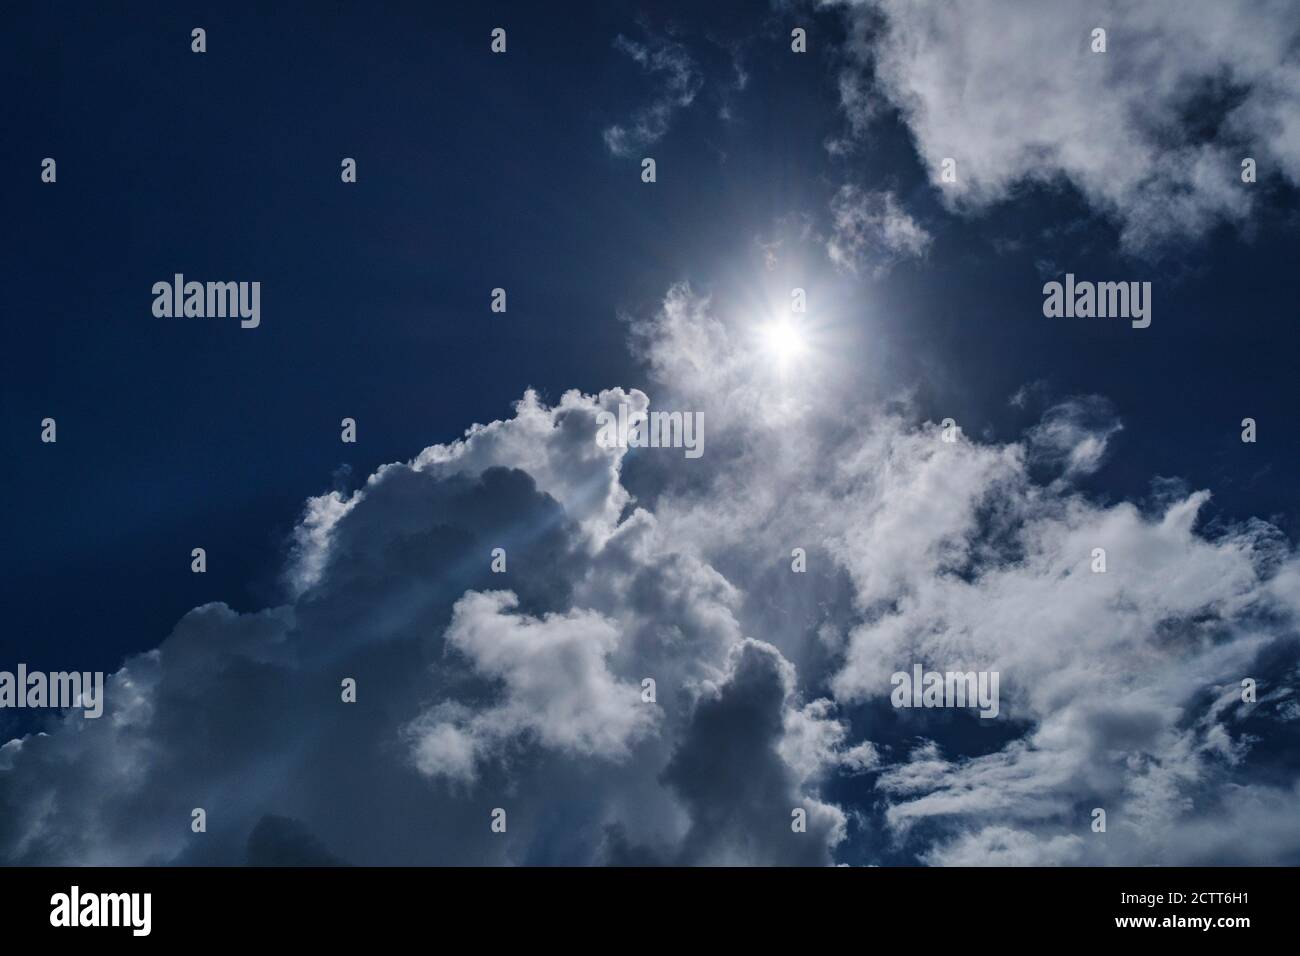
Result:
[759, 320, 809, 366]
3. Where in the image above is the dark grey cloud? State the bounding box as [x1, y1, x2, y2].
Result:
[662, 640, 844, 865]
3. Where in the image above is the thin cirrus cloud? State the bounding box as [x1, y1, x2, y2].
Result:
[602, 32, 703, 157]
[825, 184, 933, 276]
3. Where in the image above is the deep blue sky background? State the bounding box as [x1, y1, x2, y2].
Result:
[1, 0, 1297, 746]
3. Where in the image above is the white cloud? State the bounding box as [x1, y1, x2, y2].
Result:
[830, 0, 1300, 253]
[780, 698, 880, 780]
[412, 387, 642, 546]
[624, 282, 1300, 865]
[0, 366, 846, 865]
[826, 185, 932, 275]
[405, 591, 658, 783]
[923, 826, 1086, 867]
[1026, 395, 1123, 478]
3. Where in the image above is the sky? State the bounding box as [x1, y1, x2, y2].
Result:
[0, 0, 1298, 865]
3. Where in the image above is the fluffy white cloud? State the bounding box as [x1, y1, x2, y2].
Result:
[405, 591, 658, 783]
[287, 387, 643, 597]
[0, 368, 848, 865]
[829, 0, 1300, 252]
[412, 387, 642, 545]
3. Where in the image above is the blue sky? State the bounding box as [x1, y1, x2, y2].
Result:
[1, 1, 1298, 865]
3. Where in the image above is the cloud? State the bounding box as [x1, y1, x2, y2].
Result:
[826, 185, 932, 275]
[2, 283, 1297, 867]
[659, 639, 847, 865]
[1026, 395, 1123, 478]
[781, 698, 881, 779]
[622, 284, 1300, 865]
[0, 376, 845, 866]
[404, 590, 658, 784]
[819, 423, 1296, 863]
[603, 33, 702, 156]
[921, 826, 1085, 867]
[829, 0, 1300, 253]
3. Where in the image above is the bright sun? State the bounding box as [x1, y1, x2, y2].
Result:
[759, 320, 809, 365]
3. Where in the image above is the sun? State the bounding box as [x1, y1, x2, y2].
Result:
[759, 320, 809, 366]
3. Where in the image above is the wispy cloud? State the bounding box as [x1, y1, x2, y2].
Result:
[826, 184, 932, 275]
[603, 32, 702, 156]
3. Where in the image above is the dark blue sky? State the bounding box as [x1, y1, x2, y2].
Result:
[2, 0, 1297, 737]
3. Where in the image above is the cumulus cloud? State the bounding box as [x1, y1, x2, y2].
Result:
[404, 591, 657, 784]
[0, 374, 847, 865]
[659, 640, 847, 865]
[2, 282, 1297, 867]
[829, 0, 1300, 252]
[603, 32, 702, 156]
